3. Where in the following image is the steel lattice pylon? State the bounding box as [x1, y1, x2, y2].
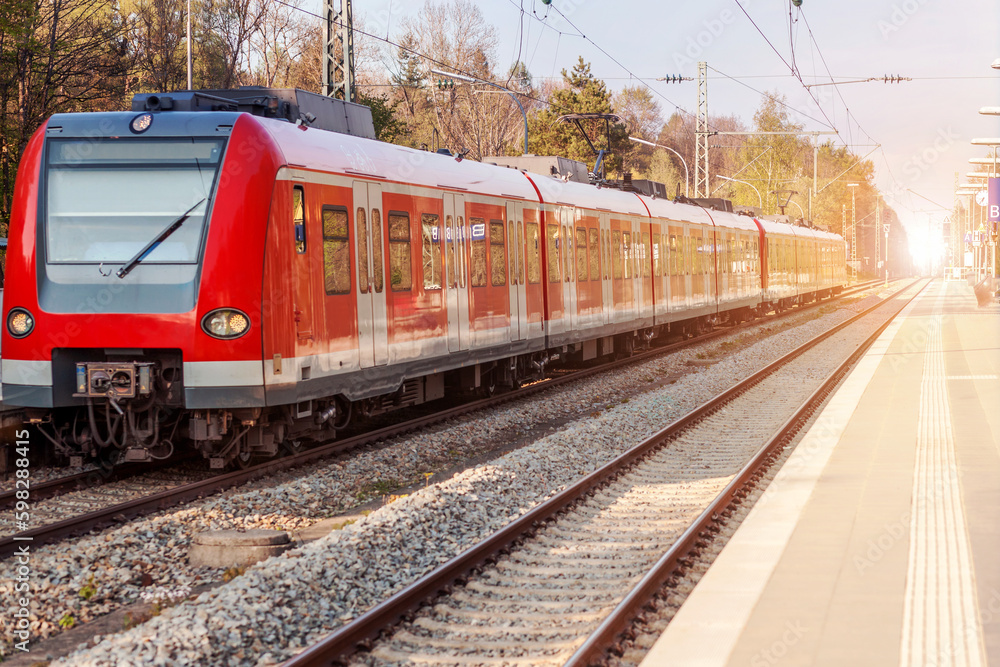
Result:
[323, 0, 354, 102]
[695, 61, 709, 198]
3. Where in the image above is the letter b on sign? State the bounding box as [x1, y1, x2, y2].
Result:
[989, 178, 1000, 222]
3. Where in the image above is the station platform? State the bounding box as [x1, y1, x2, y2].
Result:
[642, 279, 1000, 667]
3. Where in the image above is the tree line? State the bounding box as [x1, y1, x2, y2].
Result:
[0, 0, 904, 276]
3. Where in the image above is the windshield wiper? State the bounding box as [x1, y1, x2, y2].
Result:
[116, 198, 206, 279]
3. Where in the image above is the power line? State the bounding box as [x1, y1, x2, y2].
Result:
[731, 0, 839, 133]
[545, 4, 715, 131]
[272, 0, 569, 116]
[708, 65, 835, 129]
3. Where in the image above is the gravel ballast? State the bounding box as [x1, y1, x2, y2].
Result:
[0, 286, 899, 663]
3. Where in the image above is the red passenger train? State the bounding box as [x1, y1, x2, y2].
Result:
[1, 89, 845, 467]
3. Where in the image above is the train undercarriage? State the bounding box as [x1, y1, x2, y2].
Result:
[29, 289, 840, 469]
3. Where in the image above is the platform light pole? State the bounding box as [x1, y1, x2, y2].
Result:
[629, 137, 689, 196]
[431, 69, 528, 155]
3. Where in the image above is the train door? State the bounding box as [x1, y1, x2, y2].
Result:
[353, 181, 388, 368]
[561, 207, 577, 331]
[444, 193, 470, 352]
[292, 184, 314, 341]
[506, 202, 527, 341]
[600, 211, 612, 325]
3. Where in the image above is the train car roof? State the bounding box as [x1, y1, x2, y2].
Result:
[640, 197, 717, 226]
[259, 116, 540, 202]
[755, 218, 844, 242]
[703, 209, 760, 232]
[523, 175, 650, 216]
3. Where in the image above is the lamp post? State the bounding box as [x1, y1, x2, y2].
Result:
[628, 137, 689, 196]
[430, 68, 528, 155]
[716, 175, 762, 209]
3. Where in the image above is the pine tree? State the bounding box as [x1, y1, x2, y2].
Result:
[527, 57, 628, 178]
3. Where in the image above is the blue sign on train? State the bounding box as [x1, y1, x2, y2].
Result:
[471, 222, 486, 240]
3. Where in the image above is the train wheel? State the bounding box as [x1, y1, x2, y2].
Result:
[282, 439, 304, 455]
[479, 372, 497, 398]
[98, 446, 123, 470]
[233, 450, 254, 469]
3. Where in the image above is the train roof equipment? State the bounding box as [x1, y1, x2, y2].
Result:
[131, 87, 376, 140]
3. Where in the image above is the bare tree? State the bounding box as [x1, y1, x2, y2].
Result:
[1, 0, 130, 231]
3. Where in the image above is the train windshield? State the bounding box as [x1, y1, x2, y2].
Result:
[44, 137, 224, 264]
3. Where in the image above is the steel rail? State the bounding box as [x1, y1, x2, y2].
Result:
[281, 278, 922, 667]
[0, 280, 886, 560]
[565, 277, 929, 665]
[0, 460, 191, 512]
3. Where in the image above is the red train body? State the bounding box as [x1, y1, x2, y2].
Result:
[0, 91, 845, 466]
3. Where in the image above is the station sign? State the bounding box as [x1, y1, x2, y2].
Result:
[990, 177, 1000, 222]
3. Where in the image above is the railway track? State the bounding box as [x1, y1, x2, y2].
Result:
[0, 280, 885, 561]
[281, 278, 925, 667]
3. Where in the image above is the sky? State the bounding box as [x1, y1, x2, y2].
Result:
[312, 0, 1000, 261]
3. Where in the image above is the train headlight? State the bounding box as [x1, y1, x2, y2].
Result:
[7, 308, 34, 338]
[201, 308, 250, 340]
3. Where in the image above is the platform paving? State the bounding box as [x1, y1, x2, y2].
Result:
[642, 280, 1000, 666]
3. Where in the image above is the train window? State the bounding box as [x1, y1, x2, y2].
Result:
[422, 214, 442, 290]
[322, 206, 350, 295]
[546, 224, 561, 283]
[652, 233, 661, 277]
[490, 220, 506, 287]
[356, 208, 369, 294]
[458, 216, 466, 288]
[372, 209, 384, 293]
[622, 231, 632, 279]
[446, 215, 456, 287]
[576, 227, 588, 281]
[527, 222, 541, 284]
[563, 225, 572, 283]
[611, 231, 622, 280]
[588, 228, 600, 281]
[389, 212, 412, 291]
[293, 185, 306, 254]
[508, 222, 518, 286]
[602, 230, 610, 280]
[642, 232, 652, 278]
[470, 217, 487, 288]
[516, 221, 526, 285]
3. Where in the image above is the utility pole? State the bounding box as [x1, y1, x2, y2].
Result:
[703, 130, 838, 217]
[842, 203, 848, 278]
[848, 183, 859, 279]
[324, 0, 355, 102]
[695, 61, 709, 197]
[875, 197, 881, 275]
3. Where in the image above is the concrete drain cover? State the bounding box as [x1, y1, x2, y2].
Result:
[189, 529, 292, 568]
